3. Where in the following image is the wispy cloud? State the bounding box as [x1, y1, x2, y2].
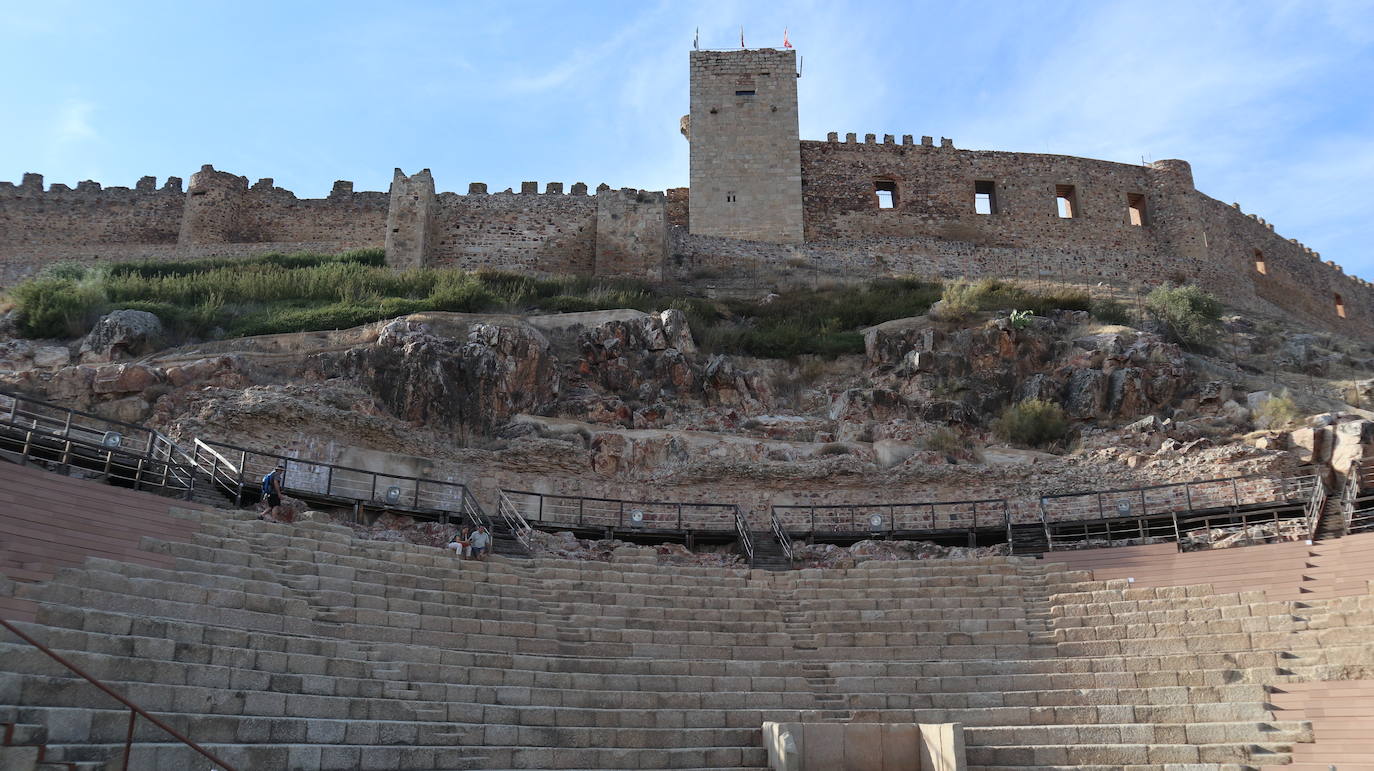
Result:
[54, 99, 97, 145]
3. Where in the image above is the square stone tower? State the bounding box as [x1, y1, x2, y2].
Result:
[688, 49, 803, 244]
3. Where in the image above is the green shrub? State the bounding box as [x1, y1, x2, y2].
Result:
[933, 279, 983, 320]
[11, 276, 107, 338]
[1145, 284, 1222, 346]
[1255, 391, 1300, 429]
[922, 427, 967, 454]
[994, 398, 1070, 448]
[1091, 299, 1133, 326]
[1008, 309, 1033, 329]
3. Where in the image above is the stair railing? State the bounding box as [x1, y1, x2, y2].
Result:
[734, 508, 755, 565]
[1303, 476, 1327, 541]
[769, 512, 794, 565]
[191, 438, 244, 504]
[496, 490, 535, 553]
[0, 617, 237, 771]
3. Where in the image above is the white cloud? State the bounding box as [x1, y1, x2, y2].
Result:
[54, 99, 97, 145]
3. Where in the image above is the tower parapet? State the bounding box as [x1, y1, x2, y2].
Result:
[687, 48, 802, 244]
[178, 165, 248, 245]
[385, 169, 436, 270]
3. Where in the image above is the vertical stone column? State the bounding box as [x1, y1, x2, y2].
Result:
[1147, 159, 1209, 271]
[384, 168, 436, 269]
[178, 164, 248, 245]
[595, 189, 668, 281]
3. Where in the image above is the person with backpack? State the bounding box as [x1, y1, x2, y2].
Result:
[260, 463, 285, 519]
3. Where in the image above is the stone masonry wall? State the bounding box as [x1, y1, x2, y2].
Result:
[427, 184, 599, 274]
[688, 49, 803, 244]
[1199, 193, 1374, 336]
[595, 189, 668, 281]
[0, 174, 184, 248]
[800, 138, 1175, 255]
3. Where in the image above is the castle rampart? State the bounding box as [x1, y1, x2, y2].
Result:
[0, 47, 1369, 338]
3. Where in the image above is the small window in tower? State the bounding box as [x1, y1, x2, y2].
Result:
[726, 191, 736, 203]
[1055, 185, 1078, 218]
[975, 181, 998, 215]
[1335, 293, 1347, 318]
[735, 90, 756, 97]
[874, 180, 897, 210]
[1253, 250, 1267, 275]
[1127, 193, 1146, 226]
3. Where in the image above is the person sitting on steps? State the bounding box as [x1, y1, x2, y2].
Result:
[447, 526, 471, 559]
[469, 525, 491, 561]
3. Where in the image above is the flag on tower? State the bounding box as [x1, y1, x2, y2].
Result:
[694, 27, 699, 50]
[783, 28, 792, 49]
[740, 27, 745, 48]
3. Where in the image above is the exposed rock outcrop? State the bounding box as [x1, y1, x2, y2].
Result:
[79, 309, 164, 363]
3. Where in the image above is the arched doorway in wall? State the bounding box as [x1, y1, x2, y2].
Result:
[1335, 293, 1347, 319]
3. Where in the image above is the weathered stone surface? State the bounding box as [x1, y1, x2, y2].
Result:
[32, 345, 70, 368]
[93, 395, 152, 423]
[79, 309, 163, 363]
[91, 363, 163, 395]
[341, 319, 559, 435]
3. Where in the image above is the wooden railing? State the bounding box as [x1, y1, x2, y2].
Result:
[0, 617, 237, 771]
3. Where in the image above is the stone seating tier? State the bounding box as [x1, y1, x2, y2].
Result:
[3, 493, 1373, 769]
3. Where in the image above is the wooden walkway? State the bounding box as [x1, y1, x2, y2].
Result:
[0, 460, 206, 623]
[1046, 532, 1374, 600]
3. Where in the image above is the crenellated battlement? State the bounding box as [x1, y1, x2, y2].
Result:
[821, 132, 952, 148]
[0, 172, 184, 197]
[0, 45, 1368, 335]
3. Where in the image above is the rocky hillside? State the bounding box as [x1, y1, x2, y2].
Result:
[2, 279, 1371, 522]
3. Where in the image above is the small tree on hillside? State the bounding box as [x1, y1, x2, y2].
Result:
[1145, 284, 1222, 347]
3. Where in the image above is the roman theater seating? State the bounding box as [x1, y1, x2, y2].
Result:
[1, 460, 1373, 770]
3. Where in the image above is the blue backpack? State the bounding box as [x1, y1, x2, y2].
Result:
[261, 471, 277, 495]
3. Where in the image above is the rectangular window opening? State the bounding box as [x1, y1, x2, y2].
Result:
[1127, 193, 1146, 226]
[735, 90, 756, 97]
[1253, 249, 1267, 275]
[974, 180, 998, 215]
[874, 180, 897, 210]
[1055, 184, 1078, 218]
[1335, 293, 1347, 319]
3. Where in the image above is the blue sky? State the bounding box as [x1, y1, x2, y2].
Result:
[3, 0, 1372, 278]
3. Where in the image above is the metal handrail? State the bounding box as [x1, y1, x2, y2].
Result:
[496, 491, 535, 552]
[198, 438, 474, 520]
[734, 508, 755, 564]
[1040, 472, 1317, 523]
[0, 617, 237, 771]
[500, 489, 738, 531]
[769, 513, 794, 564]
[770, 496, 1009, 534]
[191, 438, 243, 503]
[1303, 476, 1327, 541]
